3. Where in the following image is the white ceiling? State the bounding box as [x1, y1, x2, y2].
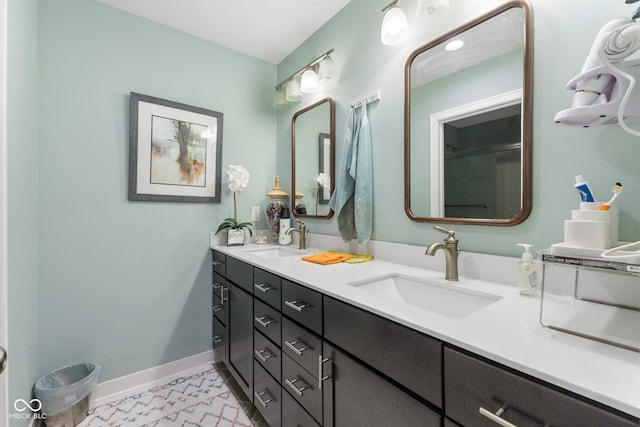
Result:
[97, 0, 352, 64]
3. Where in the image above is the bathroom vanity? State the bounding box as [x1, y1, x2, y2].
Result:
[210, 242, 639, 427]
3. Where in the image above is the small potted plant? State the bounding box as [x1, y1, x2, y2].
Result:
[216, 165, 253, 246]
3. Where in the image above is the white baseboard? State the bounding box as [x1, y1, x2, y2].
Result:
[90, 350, 214, 405]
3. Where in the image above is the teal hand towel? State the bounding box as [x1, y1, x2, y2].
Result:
[352, 102, 372, 244]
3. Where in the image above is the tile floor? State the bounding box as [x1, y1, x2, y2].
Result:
[39, 362, 267, 427]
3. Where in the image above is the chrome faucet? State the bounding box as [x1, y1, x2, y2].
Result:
[425, 226, 460, 281]
[285, 219, 309, 250]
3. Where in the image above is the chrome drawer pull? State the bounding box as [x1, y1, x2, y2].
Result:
[285, 340, 310, 356]
[254, 391, 274, 408]
[254, 283, 275, 293]
[479, 405, 517, 427]
[212, 260, 225, 266]
[318, 355, 331, 390]
[212, 282, 224, 290]
[212, 305, 224, 313]
[254, 315, 274, 328]
[284, 299, 310, 312]
[254, 348, 273, 363]
[212, 336, 223, 345]
[285, 377, 310, 397]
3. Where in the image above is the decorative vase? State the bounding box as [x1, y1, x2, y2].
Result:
[294, 188, 307, 215]
[227, 228, 245, 246]
[265, 176, 289, 239]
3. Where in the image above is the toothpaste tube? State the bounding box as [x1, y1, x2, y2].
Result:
[574, 174, 595, 202]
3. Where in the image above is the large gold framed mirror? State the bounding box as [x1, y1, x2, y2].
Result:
[292, 98, 335, 219]
[404, 0, 533, 225]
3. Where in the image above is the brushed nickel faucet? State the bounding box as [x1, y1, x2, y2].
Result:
[425, 226, 460, 281]
[285, 219, 309, 250]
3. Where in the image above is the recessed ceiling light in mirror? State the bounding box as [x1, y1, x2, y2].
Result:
[445, 39, 464, 51]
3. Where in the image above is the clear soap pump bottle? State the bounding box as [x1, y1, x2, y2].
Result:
[517, 243, 539, 296]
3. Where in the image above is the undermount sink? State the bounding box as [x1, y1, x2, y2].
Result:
[348, 273, 501, 319]
[247, 247, 305, 259]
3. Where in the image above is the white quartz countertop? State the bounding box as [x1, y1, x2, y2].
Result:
[211, 242, 640, 419]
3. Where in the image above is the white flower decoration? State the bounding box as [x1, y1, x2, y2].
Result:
[315, 173, 330, 189]
[227, 165, 250, 193]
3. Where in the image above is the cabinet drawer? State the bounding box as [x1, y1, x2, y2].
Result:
[211, 285, 226, 324]
[211, 316, 226, 364]
[282, 279, 322, 334]
[282, 390, 320, 427]
[212, 273, 225, 298]
[324, 296, 442, 407]
[254, 268, 281, 309]
[254, 361, 282, 427]
[254, 299, 281, 345]
[282, 353, 322, 424]
[282, 317, 322, 378]
[226, 256, 253, 293]
[444, 346, 639, 427]
[211, 250, 226, 276]
[254, 330, 281, 382]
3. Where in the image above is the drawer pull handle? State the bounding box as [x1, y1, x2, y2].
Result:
[479, 406, 517, 427]
[254, 348, 273, 363]
[254, 315, 275, 328]
[254, 283, 275, 293]
[212, 336, 224, 345]
[212, 282, 224, 290]
[212, 305, 224, 313]
[285, 377, 310, 397]
[285, 340, 310, 356]
[318, 355, 331, 390]
[212, 260, 225, 266]
[284, 299, 310, 312]
[212, 283, 227, 303]
[254, 391, 274, 408]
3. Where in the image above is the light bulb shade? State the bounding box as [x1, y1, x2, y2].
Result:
[273, 87, 288, 108]
[381, 5, 410, 46]
[416, 0, 449, 21]
[300, 69, 319, 93]
[318, 55, 338, 81]
[285, 79, 303, 102]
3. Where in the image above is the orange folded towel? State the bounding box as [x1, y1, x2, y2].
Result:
[302, 251, 352, 265]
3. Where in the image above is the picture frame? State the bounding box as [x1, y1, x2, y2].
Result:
[128, 92, 223, 202]
[319, 132, 331, 204]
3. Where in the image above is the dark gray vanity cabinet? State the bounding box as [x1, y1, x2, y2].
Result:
[211, 253, 227, 364]
[444, 346, 639, 427]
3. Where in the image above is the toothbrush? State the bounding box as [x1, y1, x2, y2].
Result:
[600, 182, 623, 210]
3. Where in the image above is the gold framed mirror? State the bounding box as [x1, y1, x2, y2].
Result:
[292, 98, 335, 219]
[404, 0, 533, 225]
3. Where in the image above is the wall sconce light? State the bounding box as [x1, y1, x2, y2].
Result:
[416, 0, 449, 21]
[381, 0, 410, 46]
[273, 49, 337, 108]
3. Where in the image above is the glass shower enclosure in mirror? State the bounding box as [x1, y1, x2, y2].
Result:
[292, 98, 335, 219]
[404, 0, 533, 225]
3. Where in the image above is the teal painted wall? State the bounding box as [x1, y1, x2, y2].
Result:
[276, 0, 640, 256]
[7, 0, 39, 422]
[36, 0, 276, 383]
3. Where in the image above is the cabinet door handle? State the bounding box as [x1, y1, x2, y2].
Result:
[212, 336, 224, 345]
[285, 377, 310, 397]
[254, 348, 273, 363]
[318, 355, 331, 390]
[254, 315, 274, 328]
[254, 391, 274, 408]
[254, 283, 275, 293]
[212, 283, 227, 304]
[479, 406, 518, 427]
[212, 260, 225, 266]
[285, 340, 310, 356]
[284, 299, 310, 312]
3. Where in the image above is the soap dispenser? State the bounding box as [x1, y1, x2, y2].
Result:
[517, 243, 539, 296]
[279, 207, 292, 245]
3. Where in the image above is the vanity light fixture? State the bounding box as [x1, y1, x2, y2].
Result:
[416, 0, 450, 21]
[273, 48, 336, 107]
[445, 39, 464, 51]
[381, 0, 410, 46]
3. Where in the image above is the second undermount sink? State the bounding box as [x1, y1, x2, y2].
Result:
[246, 247, 306, 259]
[348, 273, 501, 319]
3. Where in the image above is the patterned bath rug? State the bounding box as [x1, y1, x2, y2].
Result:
[78, 364, 253, 427]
